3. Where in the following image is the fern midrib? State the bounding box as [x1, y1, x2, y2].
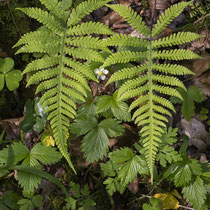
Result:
[57, 11, 76, 172]
[148, 26, 155, 184]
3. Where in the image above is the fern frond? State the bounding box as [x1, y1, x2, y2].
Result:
[152, 1, 192, 37]
[65, 36, 108, 51]
[63, 57, 97, 81]
[23, 55, 59, 74]
[107, 4, 150, 37]
[106, 63, 148, 85]
[17, 8, 64, 34]
[13, 29, 60, 48]
[68, 0, 112, 25]
[16, 42, 60, 54]
[27, 68, 58, 86]
[152, 74, 186, 89]
[67, 21, 114, 35]
[64, 47, 104, 62]
[102, 51, 147, 67]
[152, 63, 194, 75]
[102, 34, 149, 48]
[152, 32, 203, 48]
[152, 49, 201, 60]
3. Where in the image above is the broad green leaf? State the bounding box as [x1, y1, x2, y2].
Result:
[110, 147, 134, 163]
[171, 86, 205, 121]
[100, 161, 116, 177]
[0, 142, 29, 165]
[32, 195, 43, 207]
[99, 118, 124, 137]
[0, 58, 14, 74]
[182, 176, 207, 210]
[5, 70, 22, 91]
[1, 191, 19, 209]
[70, 115, 98, 135]
[118, 155, 148, 185]
[30, 143, 61, 165]
[96, 95, 113, 113]
[0, 74, 4, 90]
[81, 127, 109, 162]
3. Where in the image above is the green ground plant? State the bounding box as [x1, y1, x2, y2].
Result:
[0, 0, 209, 209]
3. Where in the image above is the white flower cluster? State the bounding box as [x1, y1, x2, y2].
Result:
[94, 68, 108, 80]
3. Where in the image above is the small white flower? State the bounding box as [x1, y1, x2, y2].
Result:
[94, 68, 109, 80]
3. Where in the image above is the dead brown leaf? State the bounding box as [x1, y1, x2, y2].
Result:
[149, 0, 169, 11]
[128, 177, 139, 194]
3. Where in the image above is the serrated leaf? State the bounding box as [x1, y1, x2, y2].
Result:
[182, 176, 207, 210]
[118, 155, 148, 185]
[0, 142, 29, 165]
[110, 148, 148, 186]
[100, 161, 116, 177]
[70, 115, 98, 135]
[30, 143, 61, 165]
[99, 118, 124, 137]
[110, 147, 134, 163]
[81, 127, 109, 162]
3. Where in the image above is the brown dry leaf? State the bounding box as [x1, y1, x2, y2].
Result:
[0, 117, 23, 140]
[128, 177, 139, 194]
[109, 138, 118, 148]
[192, 52, 210, 77]
[149, 0, 169, 11]
[119, 0, 131, 6]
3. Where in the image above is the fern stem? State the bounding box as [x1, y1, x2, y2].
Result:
[147, 0, 157, 184]
[57, 11, 76, 173]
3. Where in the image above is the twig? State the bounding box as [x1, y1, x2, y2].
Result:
[194, 13, 210, 24]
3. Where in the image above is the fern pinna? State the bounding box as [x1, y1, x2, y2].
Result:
[14, 0, 113, 172]
[101, 1, 202, 182]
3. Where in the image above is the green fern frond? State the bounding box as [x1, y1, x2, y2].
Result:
[23, 55, 59, 74]
[63, 57, 97, 81]
[67, 21, 114, 35]
[15, 0, 113, 173]
[106, 63, 148, 85]
[152, 32, 204, 48]
[152, 63, 194, 75]
[152, 1, 193, 37]
[107, 4, 150, 37]
[102, 34, 149, 48]
[68, 0, 112, 25]
[152, 49, 201, 60]
[17, 8, 64, 34]
[104, 2, 201, 182]
[102, 51, 147, 67]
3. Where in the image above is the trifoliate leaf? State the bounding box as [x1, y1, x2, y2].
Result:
[81, 127, 109, 162]
[154, 193, 179, 209]
[157, 145, 182, 167]
[99, 118, 124, 137]
[30, 143, 61, 165]
[110, 148, 149, 185]
[17, 170, 42, 193]
[182, 176, 207, 210]
[0, 58, 22, 91]
[118, 155, 148, 186]
[0, 142, 29, 165]
[110, 147, 134, 163]
[161, 127, 178, 145]
[96, 92, 131, 122]
[70, 115, 98, 135]
[103, 177, 125, 196]
[100, 161, 116, 177]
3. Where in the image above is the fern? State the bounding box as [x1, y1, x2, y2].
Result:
[14, 0, 113, 172]
[101, 1, 202, 182]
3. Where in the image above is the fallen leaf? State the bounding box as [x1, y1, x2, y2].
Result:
[42, 136, 55, 147]
[128, 177, 139, 194]
[154, 193, 179, 209]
